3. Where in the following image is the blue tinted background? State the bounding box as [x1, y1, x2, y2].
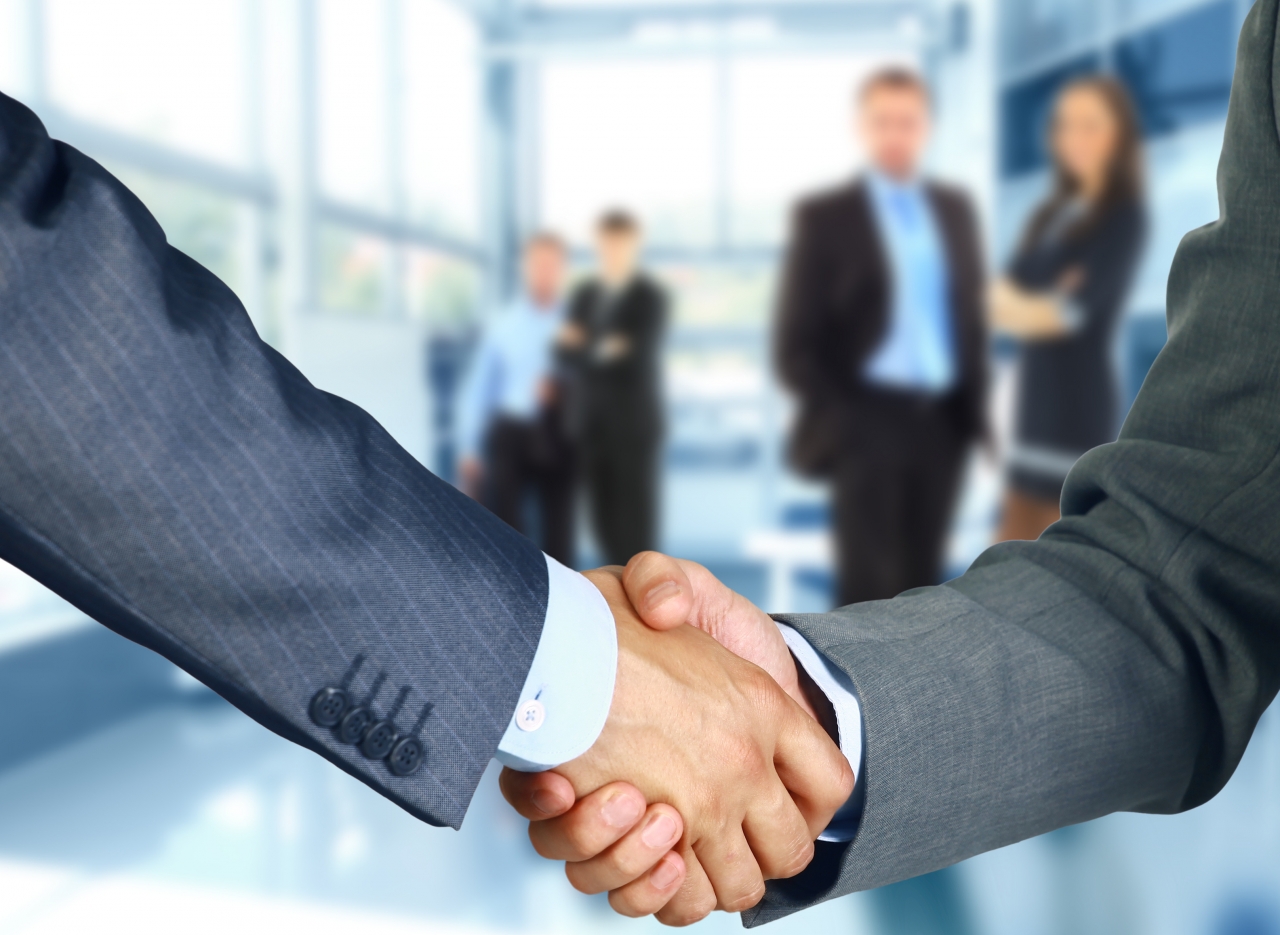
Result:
[0, 0, 1275, 932]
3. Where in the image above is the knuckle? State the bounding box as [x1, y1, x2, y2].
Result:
[608, 890, 654, 919]
[722, 881, 767, 913]
[773, 837, 815, 879]
[660, 891, 717, 927]
[564, 862, 605, 895]
[824, 758, 856, 812]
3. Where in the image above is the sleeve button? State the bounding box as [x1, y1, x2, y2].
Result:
[515, 699, 545, 732]
[388, 736, 425, 776]
[310, 688, 349, 728]
[360, 720, 399, 759]
[337, 706, 373, 744]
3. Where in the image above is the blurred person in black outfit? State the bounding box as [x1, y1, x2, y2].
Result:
[457, 232, 577, 566]
[562, 211, 669, 567]
[776, 68, 988, 608]
[992, 76, 1147, 542]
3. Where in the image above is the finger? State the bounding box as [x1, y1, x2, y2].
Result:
[607, 850, 686, 918]
[772, 696, 856, 838]
[565, 803, 683, 894]
[622, 552, 694, 630]
[740, 769, 816, 880]
[692, 825, 766, 914]
[498, 768, 576, 821]
[655, 842, 718, 927]
[528, 781, 647, 861]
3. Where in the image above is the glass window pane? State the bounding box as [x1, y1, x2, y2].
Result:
[45, 0, 247, 164]
[402, 0, 481, 239]
[998, 0, 1100, 77]
[319, 226, 389, 315]
[0, 0, 27, 97]
[107, 165, 248, 299]
[404, 247, 481, 327]
[318, 0, 388, 207]
[540, 61, 717, 247]
[659, 264, 776, 328]
[728, 56, 899, 245]
[1114, 0, 1235, 138]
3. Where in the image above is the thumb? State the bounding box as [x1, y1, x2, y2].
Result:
[621, 552, 695, 631]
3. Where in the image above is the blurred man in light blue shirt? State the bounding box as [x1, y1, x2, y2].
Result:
[458, 232, 578, 565]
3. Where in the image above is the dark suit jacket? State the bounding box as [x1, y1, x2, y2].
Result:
[1008, 199, 1147, 457]
[0, 91, 545, 831]
[565, 274, 668, 450]
[775, 179, 988, 475]
[747, 0, 1280, 922]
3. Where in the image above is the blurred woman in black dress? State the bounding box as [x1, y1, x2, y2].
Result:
[992, 76, 1147, 541]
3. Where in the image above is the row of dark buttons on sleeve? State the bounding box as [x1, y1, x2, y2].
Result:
[310, 686, 425, 777]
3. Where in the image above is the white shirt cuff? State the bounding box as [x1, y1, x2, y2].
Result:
[495, 556, 617, 772]
[776, 622, 863, 843]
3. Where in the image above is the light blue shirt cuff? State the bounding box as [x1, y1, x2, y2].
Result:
[496, 556, 617, 772]
[776, 622, 864, 843]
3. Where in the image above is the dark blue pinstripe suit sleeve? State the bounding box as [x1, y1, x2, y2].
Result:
[0, 92, 548, 829]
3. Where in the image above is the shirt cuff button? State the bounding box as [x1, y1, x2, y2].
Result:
[515, 699, 546, 732]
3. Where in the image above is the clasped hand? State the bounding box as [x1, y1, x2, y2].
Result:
[500, 558, 853, 925]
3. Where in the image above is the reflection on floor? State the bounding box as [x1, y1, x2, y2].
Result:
[0, 695, 870, 935]
[0, 624, 1277, 935]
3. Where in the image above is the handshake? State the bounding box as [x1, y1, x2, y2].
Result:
[499, 553, 855, 926]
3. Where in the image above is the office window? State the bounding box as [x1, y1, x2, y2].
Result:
[318, 0, 389, 208]
[405, 247, 480, 327]
[1113, 0, 1224, 30]
[319, 226, 388, 315]
[659, 264, 776, 328]
[0, 0, 26, 95]
[999, 53, 1101, 178]
[998, 0, 1100, 77]
[109, 165, 249, 301]
[1115, 0, 1236, 138]
[402, 0, 481, 239]
[728, 55, 898, 245]
[540, 60, 718, 247]
[45, 0, 247, 164]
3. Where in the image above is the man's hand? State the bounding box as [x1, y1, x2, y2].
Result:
[502, 568, 851, 925]
[502, 559, 849, 923]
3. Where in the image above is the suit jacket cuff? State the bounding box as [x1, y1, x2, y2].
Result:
[496, 556, 617, 771]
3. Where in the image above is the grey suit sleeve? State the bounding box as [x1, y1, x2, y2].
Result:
[748, 0, 1280, 923]
[0, 92, 548, 830]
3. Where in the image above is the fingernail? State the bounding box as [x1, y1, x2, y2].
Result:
[531, 789, 565, 816]
[641, 812, 679, 848]
[600, 792, 644, 828]
[642, 580, 680, 613]
[650, 855, 681, 890]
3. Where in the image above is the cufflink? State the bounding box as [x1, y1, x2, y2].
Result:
[515, 698, 546, 732]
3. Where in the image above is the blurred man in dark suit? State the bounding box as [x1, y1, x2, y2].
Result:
[563, 210, 669, 567]
[776, 67, 988, 607]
